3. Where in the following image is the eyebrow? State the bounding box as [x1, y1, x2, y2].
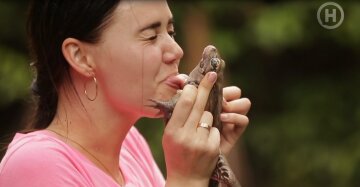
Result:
[139, 18, 174, 32]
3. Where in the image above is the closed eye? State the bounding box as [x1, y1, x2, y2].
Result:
[146, 31, 176, 41]
[168, 31, 176, 39]
[147, 35, 157, 41]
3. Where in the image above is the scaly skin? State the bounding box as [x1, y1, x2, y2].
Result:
[149, 45, 241, 187]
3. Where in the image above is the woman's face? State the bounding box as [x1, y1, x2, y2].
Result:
[88, 0, 183, 118]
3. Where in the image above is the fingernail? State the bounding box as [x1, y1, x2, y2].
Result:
[220, 113, 228, 121]
[208, 72, 217, 83]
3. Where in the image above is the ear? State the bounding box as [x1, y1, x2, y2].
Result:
[62, 38, 95, 77]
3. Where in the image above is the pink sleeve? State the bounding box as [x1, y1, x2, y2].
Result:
[121, 127, 165, 186]
[1, 128, 166, 187]
[132, 128, 165, 183]
[0, 140, 87, 187]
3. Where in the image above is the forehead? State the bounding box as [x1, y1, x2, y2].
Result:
[115, 0, 173, 28]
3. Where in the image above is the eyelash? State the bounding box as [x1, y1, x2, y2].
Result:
[147, 31, 176, 41]
[168, 31, 176, 38]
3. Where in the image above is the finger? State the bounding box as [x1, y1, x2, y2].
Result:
[207, 127, 221, 157]
[223, 86, 241, 101]
[220, 114, 249, 148]
[220, 113, 249, 128]
[222, 122, 247, 137]
[222, 98, 251, 115]
[185, 72, 217, 129]
[167, 84, 197, 130]
[221, 120, 248, 146]
[197, 111, 213, 137]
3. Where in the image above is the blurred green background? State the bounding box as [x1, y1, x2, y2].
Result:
[1, 1, 359, 187]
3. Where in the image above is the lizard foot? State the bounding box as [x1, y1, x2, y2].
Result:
[146, 99, 175, 124]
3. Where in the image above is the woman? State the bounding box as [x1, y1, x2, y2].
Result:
[0, 0, 251, 186]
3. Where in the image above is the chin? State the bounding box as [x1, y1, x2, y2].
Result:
[156, 86, 178, 101]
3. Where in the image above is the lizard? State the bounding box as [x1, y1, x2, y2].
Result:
[148, 45, 241, 187]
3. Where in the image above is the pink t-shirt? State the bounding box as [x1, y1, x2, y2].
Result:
[0, 127, 165, 187]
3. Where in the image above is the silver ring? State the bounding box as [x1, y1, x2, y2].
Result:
[198, 122, 211, 130]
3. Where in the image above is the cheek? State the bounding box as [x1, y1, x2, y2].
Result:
[97, 48, 145, 113]
[141, 48, 161, 91]
[97, 45, 163, 116]
[141, 47, 177, 101]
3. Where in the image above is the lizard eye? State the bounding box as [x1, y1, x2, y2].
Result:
[210, 58, 220, 68]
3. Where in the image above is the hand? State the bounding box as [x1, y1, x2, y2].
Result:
[219, 86, 251, 155]
[163, 72, 220, 186]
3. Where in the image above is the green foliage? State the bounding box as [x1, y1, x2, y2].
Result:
[250, 3, 307, 52]
[343, 4, 360, 45]
[247, 75, 360, 186]
[175, 1, 360, 187]
[0, 47, 31, 106]
[0, 1, 29, 107]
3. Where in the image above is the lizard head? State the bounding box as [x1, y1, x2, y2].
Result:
[199, 45, 225, 75]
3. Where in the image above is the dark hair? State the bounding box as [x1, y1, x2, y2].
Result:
[27, 0, 120, 129]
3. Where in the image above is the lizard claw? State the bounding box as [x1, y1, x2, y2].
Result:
[146, 99, 174, 113]
[146, 98, 175, 125]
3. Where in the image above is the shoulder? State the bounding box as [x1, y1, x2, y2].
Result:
[1, 131, 67, 167]
[0, 131, 85, 186]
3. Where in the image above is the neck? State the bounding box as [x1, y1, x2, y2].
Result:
[47, 87, 139, 185]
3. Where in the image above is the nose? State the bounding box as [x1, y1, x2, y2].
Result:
[163, 36, 184, 65]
